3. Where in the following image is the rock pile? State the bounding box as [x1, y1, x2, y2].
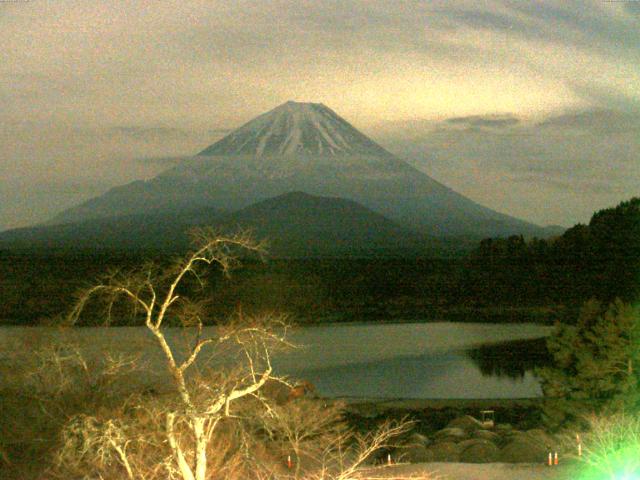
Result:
[394, 415, 568, 464]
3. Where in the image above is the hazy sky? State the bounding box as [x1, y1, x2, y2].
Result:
[2, 0, 639, 230]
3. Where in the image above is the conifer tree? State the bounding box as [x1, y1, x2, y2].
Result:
[538, 299, 640, 428]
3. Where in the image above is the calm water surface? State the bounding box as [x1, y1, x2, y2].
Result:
[0, 322, 551, 399]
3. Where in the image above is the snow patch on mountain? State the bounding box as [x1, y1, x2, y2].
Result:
[198, 101, 391, 158]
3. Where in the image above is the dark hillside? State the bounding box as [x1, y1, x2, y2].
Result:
[462, 197, 640, 310]
[0, 192, 454, 257]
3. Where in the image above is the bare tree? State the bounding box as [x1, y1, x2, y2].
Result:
[318, 419, 412, 480]
[54, 228, 438, 480]
[259, 398, 347, 478]
[67, 228, 292, 480]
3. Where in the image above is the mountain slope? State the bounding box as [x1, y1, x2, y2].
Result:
[50, 101, 545, 238]
[199, 101, 390, 158]
[219, 191, 430, 256]
[1, 192, 435, 256]
[0, 207, 222, 251]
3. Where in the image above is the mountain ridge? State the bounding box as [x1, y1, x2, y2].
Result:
[48, 101, 548, 239]
[0, 192, 441, 256]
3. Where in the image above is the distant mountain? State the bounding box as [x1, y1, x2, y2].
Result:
[220, 191, 432, 256]
[0, 207, 222, 252]
[50, 101, 545, 238]
[0, 192, 439, 256]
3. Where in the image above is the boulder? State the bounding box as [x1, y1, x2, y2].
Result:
[446, 415, 485, 433]
[471, 429, 501, 443]
[433, 427, 467, 443]
[499, 437, 549, 463]
[503, 428, 557, 449]
[459, 439, 500, 463]
[494, 423, 513, 434]
[397, 444, 432, 463]
[396, 432, 432, 463]
[425, 441, 461, 462]
[503, 429, 526, 441]
[405, 432, 430, 447]
[458, 438, 490, 450]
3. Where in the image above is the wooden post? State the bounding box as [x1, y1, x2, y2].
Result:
[577, 433, 582, 456]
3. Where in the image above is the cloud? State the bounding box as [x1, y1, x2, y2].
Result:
[445, 114, 520, 129]
[564, 81, 640, 114]
[510, 174, 629, 195]
[380, 107, 640, 226]
[1, 0, 639, 229]
[505, 1, 639, 50]
[536, 109, 640, 133]
[3, 0, 639, 126]
[134, 156, 192, 168]
[625, 2, 640, 15]
[105, 126, 231, 143]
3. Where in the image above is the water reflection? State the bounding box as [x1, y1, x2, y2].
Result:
[0, 323, 553, 399]
[466, 337, 551, 380]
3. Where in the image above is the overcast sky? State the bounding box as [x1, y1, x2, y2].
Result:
[2, 0, 639, 230]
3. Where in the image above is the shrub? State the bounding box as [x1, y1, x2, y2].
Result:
[537, 299, 640, 429]
[577, 413, 640, 480]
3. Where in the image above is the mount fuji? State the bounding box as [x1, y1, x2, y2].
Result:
[45, 101, 544, 239]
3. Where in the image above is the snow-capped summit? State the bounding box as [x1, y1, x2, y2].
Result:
[198, 101, 391, 158]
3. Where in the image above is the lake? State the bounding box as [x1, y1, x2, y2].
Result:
[0, 322, 551, 399]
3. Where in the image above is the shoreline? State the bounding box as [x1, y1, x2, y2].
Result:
[341, 397, 541, 408]
[361, 462, 573, 479]
[342, 397, 546, 437]
[0, 315, 558, 327]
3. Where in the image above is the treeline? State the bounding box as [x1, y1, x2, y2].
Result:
[0, 254, 465, 325]
[0, 252, 153, 325]
[461, 197, 640, 313]
[1, 198, 637, 326]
